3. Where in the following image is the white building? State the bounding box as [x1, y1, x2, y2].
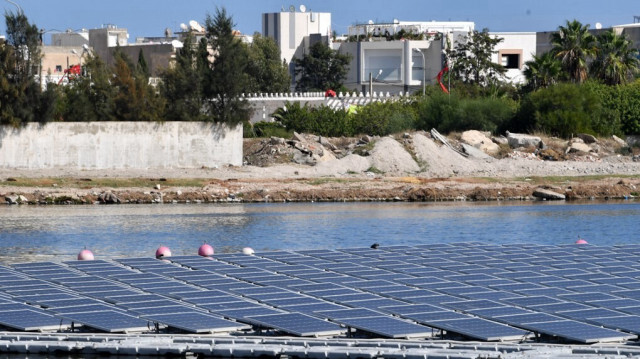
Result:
[337, 21, 474, 94]
[262, 6, 332, 74]
[491, 32, 537, 84]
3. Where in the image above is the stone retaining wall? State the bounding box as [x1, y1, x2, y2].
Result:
[0, 121, 242, 169]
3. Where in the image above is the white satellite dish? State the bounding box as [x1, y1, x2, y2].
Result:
[189, 20, 204, 32]
[299, 4, 306, 12]
[368, 20, 374, 25]
[180, 23, 188, 31]
[595, 22, 602, 29]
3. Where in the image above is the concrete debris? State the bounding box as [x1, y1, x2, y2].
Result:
[533, 188, 566, 200]
[506, 132, 542, 148]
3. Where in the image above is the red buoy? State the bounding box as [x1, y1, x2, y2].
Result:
[156, 246, 172, 259]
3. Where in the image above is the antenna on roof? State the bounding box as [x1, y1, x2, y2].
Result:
[289, 5, 295, 12]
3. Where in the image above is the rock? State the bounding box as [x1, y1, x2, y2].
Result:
[612, 135, 626, 147]
[270, 136, 285, 145]
[633, 155, 640, 162]
[402, 133, 411, 139]
[533, 188, 566, 200]
[491, 136, 508, 145]
[318, 136, 337, 151]
[461, 143, 494, 160]
[18, 195, 28, 203]
[98, 192, 120, 204]
[154, 184, 161, 190]
[461, 130, 500, 155]
[292, 131, 306, 142]
[5, 195, 18, 204]
[578, 133, 597, 144]
[360, 135, 372, 144]
[506, 132, 542, 148]
[567, 142, 592, 154]
[176, 190, 182, 196]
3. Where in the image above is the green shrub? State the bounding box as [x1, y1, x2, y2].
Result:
[351, 100, 417, 136]
[514, 83, 603, 138]
[244, 121, 292, 138]
[415, 92, 514, 134]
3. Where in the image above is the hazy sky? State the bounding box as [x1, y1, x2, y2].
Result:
[1, 0, 639, 43]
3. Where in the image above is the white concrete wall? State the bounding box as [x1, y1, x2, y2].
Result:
[0, 122, 242, 169]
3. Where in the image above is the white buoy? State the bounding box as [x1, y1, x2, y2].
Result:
[77, 248, 94, 260]
[242, 247, 255, 255]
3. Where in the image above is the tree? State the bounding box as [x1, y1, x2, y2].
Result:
[57, 54, 117, 122]
[550, 20, 596, 84]
[203, 7, 250, 125]
[111, 49, 165, 121]
[293, 41, 351, 91]
[523, 52, 562, 90]
[591, 29, 639, 85]
[160, 32, 207, 121]
[445, 29, 506, 86]
[0, 11, 55, 125]
[136, 49, 150, 79]
[244, 33, 290, 93]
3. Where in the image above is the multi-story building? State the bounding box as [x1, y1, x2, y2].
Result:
[262, 6, 332, 78]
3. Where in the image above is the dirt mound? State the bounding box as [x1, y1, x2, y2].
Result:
[369, 137, 420, 174]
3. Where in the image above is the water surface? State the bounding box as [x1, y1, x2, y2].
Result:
[0, 201, 637, 264]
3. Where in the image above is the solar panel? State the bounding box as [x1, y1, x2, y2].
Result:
[426, 317, 531, 341]
[212, 306, 286, 319]
[336, 316, 433, 339]
[144, 312, 250, 333]
[0, 309, 69, 331]
[517, 320, 637, 343]
[62, 310, 150, 333]
[246, 312, 345, 337]
[317, 308, 385, 320]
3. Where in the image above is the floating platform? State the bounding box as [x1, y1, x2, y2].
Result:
[2, 243, 640, 357]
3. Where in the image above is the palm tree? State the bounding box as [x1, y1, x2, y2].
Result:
[591, 29, 640, 85]
[550, 20, 596, 83]
[523, 52, 562, 90]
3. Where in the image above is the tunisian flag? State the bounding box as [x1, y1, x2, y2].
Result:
[437, 66, 449, 94]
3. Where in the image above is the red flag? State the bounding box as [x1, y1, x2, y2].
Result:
[437, 66, 449, 94]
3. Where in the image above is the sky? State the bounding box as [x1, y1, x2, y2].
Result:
[1, 0, 639, 44]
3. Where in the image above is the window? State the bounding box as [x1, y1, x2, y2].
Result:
[498, 49, 523, 69]
[55, 65, 63, 72]
[501, 54, 520, 69]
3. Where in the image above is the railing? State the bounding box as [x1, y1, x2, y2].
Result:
[241, 91, 408, 100]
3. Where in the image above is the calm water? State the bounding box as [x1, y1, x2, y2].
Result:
[0, 201, 638, 264]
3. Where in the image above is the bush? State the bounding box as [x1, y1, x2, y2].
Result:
[513, 83, 604, 138]
[415, 92, 515, 134]
[351, 100, 417, 136]
[244, 121, 292, 138]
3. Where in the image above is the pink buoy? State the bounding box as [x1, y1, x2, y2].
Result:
[242, 247, 255, 255]
[77, 249, 94, 260]
[575, 238, 588, 244]
[198, 243, 214, 257]
[155, 246, 172, 259]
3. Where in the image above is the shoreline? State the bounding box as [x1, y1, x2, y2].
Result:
[2, 175, 638, 205]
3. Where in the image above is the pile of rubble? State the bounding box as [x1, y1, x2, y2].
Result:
[244, 129, 638, 168]
[243, 132, 379, 167]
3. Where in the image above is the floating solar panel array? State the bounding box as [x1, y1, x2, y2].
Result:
[4, 243, 640, 343]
